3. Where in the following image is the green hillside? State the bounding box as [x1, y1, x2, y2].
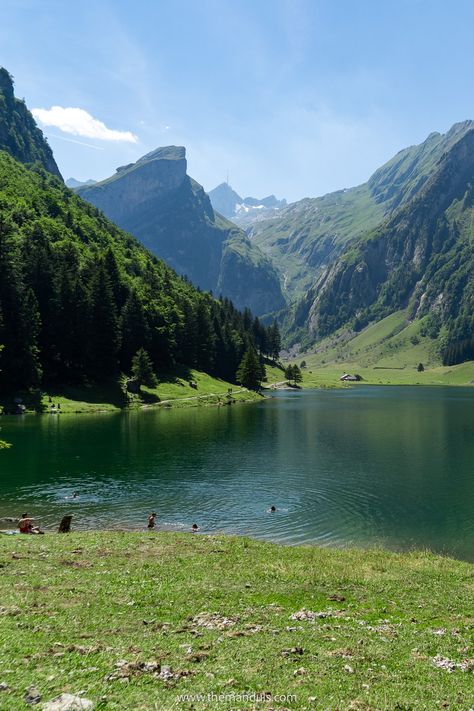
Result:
[0, 150, 280, 395]
[291, 311, 474, 387]
[0, 71, 283, 398]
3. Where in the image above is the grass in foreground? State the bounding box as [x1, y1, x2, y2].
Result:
[0, 533, 472, 710]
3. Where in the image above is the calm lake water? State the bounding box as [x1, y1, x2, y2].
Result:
[1, 386, 473, 560]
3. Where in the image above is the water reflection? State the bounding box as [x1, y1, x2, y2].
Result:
[0, 387, 473, 560]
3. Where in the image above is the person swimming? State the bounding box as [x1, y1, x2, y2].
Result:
[147, 512, 157, 529]
[191, 523, 199, 531]
[268, 505, 277, 512]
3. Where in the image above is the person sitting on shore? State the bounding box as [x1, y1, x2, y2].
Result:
[147, 512, 157, 529]
[192, 523, 199, 532]
[18, 513, 43, 534]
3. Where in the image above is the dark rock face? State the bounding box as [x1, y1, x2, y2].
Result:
[77, 148, 285, 315]
[0, 67, 62, 180]
[78, 146, 187, 226]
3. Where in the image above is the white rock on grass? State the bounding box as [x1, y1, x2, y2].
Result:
[42, 694, 94, 711]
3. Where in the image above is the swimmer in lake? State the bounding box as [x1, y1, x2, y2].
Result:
[268, 505, 277, 512]
[192, 523, 199, 531]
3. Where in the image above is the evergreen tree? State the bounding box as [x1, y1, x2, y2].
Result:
[0, 217, 42, 389]
[177, 299, 198, 367]
[131, 348, 157, 387]
[120, 289, 149, 369]
[236, 346, 265, 390]
[52, 258, 90, 383]
[86, 261, 121, 381]
[417, 362, 425, 372]
[195, 300, 215, 370]
[267, 320, 281, 360]
[284, 364, 302, 384]
[293, 364, 303, 384]
[104, 247, 127, 310]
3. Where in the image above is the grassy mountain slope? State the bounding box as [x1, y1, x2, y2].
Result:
[250, 121, 474, 302]
[77, 149, 285, 316]
[1, 366, 259, 414]
[291, 310, 474, 387]
[0, 68, 61, 179]
[294, 126, 474, 365]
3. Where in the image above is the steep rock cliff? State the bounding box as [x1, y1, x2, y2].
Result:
[77, 147, 285, 315]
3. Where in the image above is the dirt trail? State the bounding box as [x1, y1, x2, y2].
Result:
[142, 388, 248, 408]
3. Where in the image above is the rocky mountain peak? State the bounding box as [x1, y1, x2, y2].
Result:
[137, 145, 186, 163]
[76, 149, 285, 315]
[76, 145, 188, 223]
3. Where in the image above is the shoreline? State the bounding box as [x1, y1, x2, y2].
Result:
[2, 524, 472, 564]
[3, 378, 473, 418]
[0, 387, 263, 417]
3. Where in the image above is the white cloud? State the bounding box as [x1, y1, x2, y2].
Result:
[32, 106, 138, 143]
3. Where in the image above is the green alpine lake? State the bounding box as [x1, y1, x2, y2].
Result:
[1, 386, 473, 561]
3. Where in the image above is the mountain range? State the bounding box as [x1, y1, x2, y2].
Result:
[208, 182, 287, 228]
[245, 122, 473, 364]
[1, 62, 472, 372]
[75, 149, 285, 316]
[66, 177, 97, 189]
[291, 122, 474, 363]
[249, 124, 474, 301]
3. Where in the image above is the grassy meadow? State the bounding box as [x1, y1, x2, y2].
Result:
[281, 311, 474, 389]
[0, 533, 472, 710]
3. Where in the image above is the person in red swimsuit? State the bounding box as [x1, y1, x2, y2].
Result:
[18, 513, 42, 534]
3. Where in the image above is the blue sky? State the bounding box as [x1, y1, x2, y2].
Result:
[3, 0, 474, 202]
